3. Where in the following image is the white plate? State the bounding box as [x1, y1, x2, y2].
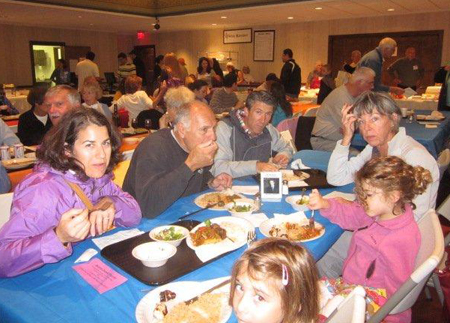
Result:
[186, 216, 254, 251]
[2, 157, 36, 170]
[135, 277, 232, 323]
[194, 191, 245, 210]
[259, 217, 325, 243]
[285, 195, 310, 212]
[281, 169, 310, 181]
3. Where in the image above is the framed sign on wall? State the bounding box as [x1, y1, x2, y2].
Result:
[254, 30, 275, 62]
[223, 28, 252, 44]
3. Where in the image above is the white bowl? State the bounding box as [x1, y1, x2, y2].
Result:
[227, 200, 257, 217]
[149, 225, 189, 247]
[286, 195, 310, 212]
[132, 241, 177, 268]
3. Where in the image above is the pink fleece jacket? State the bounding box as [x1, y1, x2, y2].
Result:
[321, 199, 421, 323]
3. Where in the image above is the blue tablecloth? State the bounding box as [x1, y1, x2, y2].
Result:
[352, 110, 450, 159]
[0, 163, 349, 323]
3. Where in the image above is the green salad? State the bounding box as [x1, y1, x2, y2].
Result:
[155, 227, 185, 241]
[231, 204, 252, 212]
[296, 196, 309, 205]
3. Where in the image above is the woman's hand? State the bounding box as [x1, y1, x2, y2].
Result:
[54, 208, 90, 245]
[341, 104, 357, 146]
[308, 189, 330, 210]
[89, 198, 116, 237]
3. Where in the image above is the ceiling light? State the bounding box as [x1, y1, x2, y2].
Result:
[387, 8, 395, 11]
[212, 23, 217, 26]
[78, 15, 82, 18]
[152, 23, 156, 25]
[287, 17, 294, 20]
[89, 23, 94, 26]
[221, 16, 227, 19]
[315, 7, 323, 10]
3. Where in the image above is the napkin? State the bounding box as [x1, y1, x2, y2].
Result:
[232, 185, 259, 196]
[235, 212, 269, 227]
[92, 228, 144, 250]
[273, 211, 308, 223]
[324, 191, 356, 201]
[291, 159, 311, 170]
[75, 248, 98, 263]
[195, 239, 242, 263]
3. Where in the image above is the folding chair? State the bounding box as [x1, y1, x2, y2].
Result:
[0, 192, 14, 229]
[367, 209, 445, 323]
[325, 286, 366, 323]
[294, 116, 316, 151]
[304, 106, 319, 117]
[437, 149, 450, 180]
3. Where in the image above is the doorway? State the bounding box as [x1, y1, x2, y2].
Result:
[29, 41, 66, 86]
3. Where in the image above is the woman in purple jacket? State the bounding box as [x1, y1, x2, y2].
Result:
[309, 156, 432, 322]
[0, 108, 142, 277]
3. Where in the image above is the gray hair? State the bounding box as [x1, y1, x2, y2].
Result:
[172, 100, 211, 130]
[164, 86, 195, 113]
[245, 91, 277, 110]
[353, 91, 401, 132]
[45, 85, 81, 107]
[379, 37, 397, 50]
[350, 67, 375, 83]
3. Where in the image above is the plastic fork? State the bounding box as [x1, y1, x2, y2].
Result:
[247, 230, 256, 247]
[309, 209, 315, 229]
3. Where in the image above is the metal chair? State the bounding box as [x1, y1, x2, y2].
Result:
[367, 209, 445, 323]
[325, 286, 366, 323]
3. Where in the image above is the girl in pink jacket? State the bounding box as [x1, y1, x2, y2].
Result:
[309, 156, 432, 322]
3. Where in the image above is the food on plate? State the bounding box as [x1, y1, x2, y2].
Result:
[197, 192, 242, 208]
[269, 222, 322, 241]
[282, 170, 310, 182]
[296, 196, 310, 205]
[155, 227, 186, 241]
[162, 292, 227, 323]
[190, 220, 227, 246]
[229, 204, 252, 212]
[153, 303, 168, 320]
[160, 290, 177, 302]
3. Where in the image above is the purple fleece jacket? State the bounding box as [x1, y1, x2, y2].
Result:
[0, 163, 142, 277]
[321, 199, 420, 323]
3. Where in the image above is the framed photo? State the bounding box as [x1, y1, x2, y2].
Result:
[260, 172, 282, 202]
[254, 30, 275, 61]
[223, 28, 252, 44]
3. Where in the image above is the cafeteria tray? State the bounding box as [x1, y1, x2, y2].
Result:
[254, 168, 334, 191]
[101, 219, 236, 286]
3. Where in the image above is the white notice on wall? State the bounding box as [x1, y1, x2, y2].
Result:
[254, 30, 275, 61]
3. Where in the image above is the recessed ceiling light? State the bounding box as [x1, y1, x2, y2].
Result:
[89, 23, 94, 26]
[315, 7, 323, 10]
[387, 8, 395, 11]
[78, 15, 82, 18]
[287, 16, 294, 20]
[221, 16, 227, 19]
[212, 23, 217, 26]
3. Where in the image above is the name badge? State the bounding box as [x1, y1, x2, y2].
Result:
[413, 65, 418, 70]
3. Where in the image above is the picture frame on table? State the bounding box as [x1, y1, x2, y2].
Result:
[260, 171, 282, 202]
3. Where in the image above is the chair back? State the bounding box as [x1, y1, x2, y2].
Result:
[295, 116, 315, 151]
[325, 286, 366, 323]
[437, 194, 450, 222]
[276, 116, 299, 139]
[136, 109, 163, 130]
[304, 106, 319, 116]
[367, 209, 444, 323]
[0, 192, 14, 228]
[437, 148, 450, 180]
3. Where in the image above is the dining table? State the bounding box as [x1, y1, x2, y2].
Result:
[351, 110, 450, 159]
[0, 151, 352, 323]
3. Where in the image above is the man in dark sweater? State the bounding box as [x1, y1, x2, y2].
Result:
[280, 48, 301, 98]
[123, 101, 232, 218]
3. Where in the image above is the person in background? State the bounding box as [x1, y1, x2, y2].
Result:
[318, 92, 439, 281]
[388, 47, 424, 91]
[317, 64, 336, 104]
[212, 91, 293, 178]
[357, 38, 404, 95]
[178, 57, 189, 83]
[50, 59, 70, 85]
[230, 238, 320, 323]
[18, 86, 52, 146]
[241, 66, 255, 84]
[0, 85, 19, 116]
[210, 58, 224, 87]
[196, 57, 216, 88]
[187, 79, 210, 104]
[0, 118, 20, 147]
[280, 49, 301, 98]
[123, 100, 232, 218]
[343, 50, 361, 74]
[307, 60, 323, 89]
[129, 49, 146, 86]
[226, 62, 245, 85]
[209, 73, 243, 114]
[270, 82, 293, 127]
[310, 156, 432, 322]
[0, 108, 142, 277]
[256, 73, 279, 92]
[158, 86, 195, 129]
[152, 54, 165, 89]
[311, 67, 375, 152]
[115, 75, 153, 122]
[434, 62, 450, 111]
[45, 85, 81, 126]
[75, 51, 99, 91]
[116, 52, 136, 83]
[81, 77, 112, 120]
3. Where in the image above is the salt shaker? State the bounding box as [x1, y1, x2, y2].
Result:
[254, 193, 261, 211]
[282, 180, 289, 195]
